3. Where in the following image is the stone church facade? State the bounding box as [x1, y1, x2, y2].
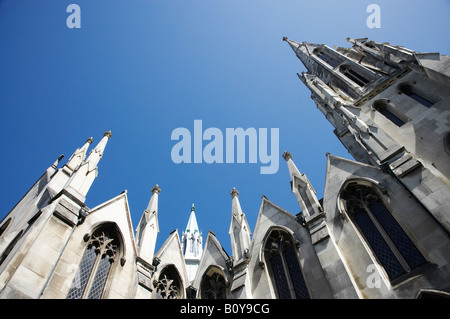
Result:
[0, 37, 449, 299]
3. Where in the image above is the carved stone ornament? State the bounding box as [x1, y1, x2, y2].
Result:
[151, 184, 161, 194]
[282, 151, 292, 161]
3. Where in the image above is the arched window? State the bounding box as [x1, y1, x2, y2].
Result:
[340, 65, 370, 87]
[0, 218, 12, 237]
[67, 226, 120, 299]
[398, 83, 435, 108]
[263, 229, 310, 299]
[372, 100, 406, 127]
[340, 182, 427, 281]
[0, 212, 41, 267]
[0, 230, 23, 266]
[200, 270, 227, 299]
[155, 265, 183, 299]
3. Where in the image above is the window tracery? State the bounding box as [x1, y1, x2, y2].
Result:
[263, 229, 310, 299]
[341, 182, 427, 281]
[67, 227, 119, 299]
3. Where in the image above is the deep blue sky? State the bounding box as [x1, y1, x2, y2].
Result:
[1, 0, 449, 254]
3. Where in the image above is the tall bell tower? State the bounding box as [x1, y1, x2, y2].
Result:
[283, 36, 450, 233]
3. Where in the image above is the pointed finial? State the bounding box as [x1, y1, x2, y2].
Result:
[51, 154, 65, 169]
[282, 151, 292, 161]
[191, 203, 195, 212]
[282, 36, 288, 41]
[230, 187, 239, 198]
[151, 184, 161, 194]
[103, 130, 112, 138]
[86, 137, 93, 144]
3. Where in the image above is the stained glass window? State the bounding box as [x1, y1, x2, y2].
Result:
[155, 266, 182, 299]
[200, 272, 227, 299]
[67, 247, 97, 299]
[264, 229, 310, 299]
[67, 227, 119, 299]
[341, 183, 426, 281]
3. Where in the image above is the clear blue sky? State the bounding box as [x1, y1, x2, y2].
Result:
[0, 0, 449, 254]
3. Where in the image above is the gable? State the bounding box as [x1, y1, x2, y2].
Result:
[84, 191, 137, 258]
[192, 231, 231, 289]
[154, 230, 189, 288]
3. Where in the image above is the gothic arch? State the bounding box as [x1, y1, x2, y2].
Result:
[260, 226, 310, 299]
[397, 82, 437, 108]
[338, 179, 427, 282]
[88, 221, 126, 261]
[199, 265, 229, 299]
[155, 264, 184, 299]
[337, 177, 386, 219]
[371, 99, 407, 127]
[258, 225, 298, 267]
[67, 222, 123, 299]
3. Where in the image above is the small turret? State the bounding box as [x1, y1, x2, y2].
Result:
[135, 184, 161, 263]
[229, 187, 251, 264]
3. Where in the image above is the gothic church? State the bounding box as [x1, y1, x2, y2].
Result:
[0, 37, 449, 299]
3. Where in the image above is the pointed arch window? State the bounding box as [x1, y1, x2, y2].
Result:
[200, 270, 227, 299]
[67, 227, 120, 299]
[398, 83, 435, 108]
[0, 212, 41, 267]
[373, 100, 406, 127]
[0, 218, 12, 237]
[155, 265, 183, 299]
[341, 182, 427, 281]
[264, 229, 310, 299]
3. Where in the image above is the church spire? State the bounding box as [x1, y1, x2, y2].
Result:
[184, 203, 200, 235]
[85, 131, 112, 168]
[181, 203, 203, 283]
[64, 131, 112, 199]
[136, 184, 161, 263]
[64, 137, 93, 173]
[283, 37, 406, 166]
[229, 187, 251, 264]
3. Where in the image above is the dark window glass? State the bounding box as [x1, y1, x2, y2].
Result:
[342, 183, 427, 281]
[270, 252, 291, 299]
[67, 247, 97, 299]
[317, 52, 341, 68]
[87, 255, 112, 299]
[370, 201, 426, 269]
[0, 230, 23, 266]
[200, 272, 227, 299]
[373, 101, 405, 127]
[399, 84, 435, 108]
[354, 205, 405, 279]
[343, 68, 370, 87]
[264, 229, 310, 299]
[285, 247, 310, 299]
